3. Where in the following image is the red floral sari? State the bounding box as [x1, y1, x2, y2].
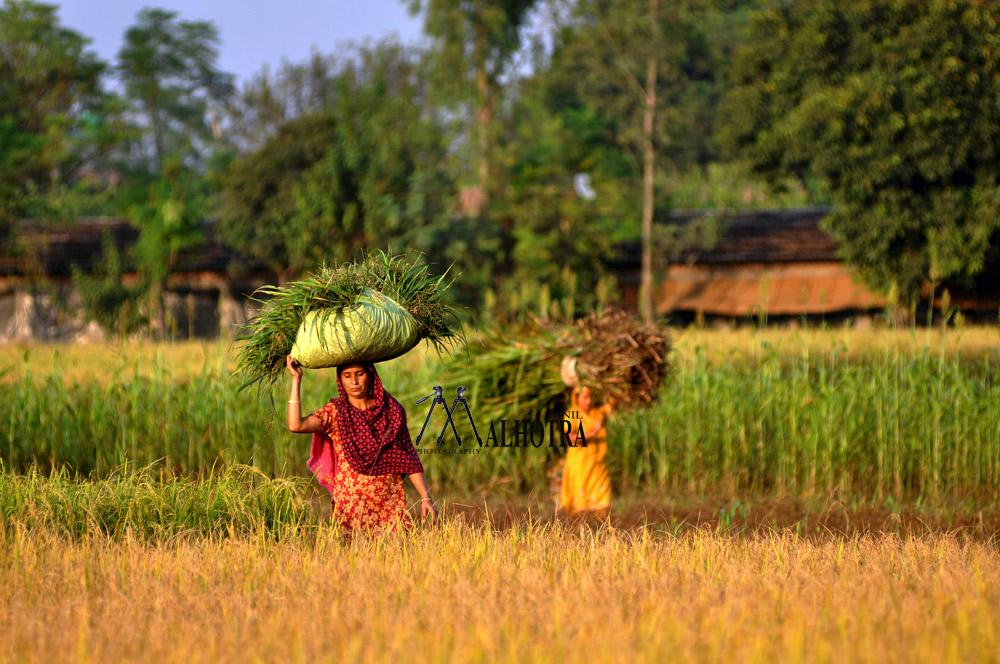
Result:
[312, 402, 414, 534]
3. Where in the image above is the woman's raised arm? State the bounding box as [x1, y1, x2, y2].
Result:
[286, 354, 326, 434]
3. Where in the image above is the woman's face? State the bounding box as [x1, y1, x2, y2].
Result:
[341, 365, 372, 400]
[577, 387, 593, 412]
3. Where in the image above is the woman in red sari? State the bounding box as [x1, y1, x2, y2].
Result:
[285, 354, 438, 534]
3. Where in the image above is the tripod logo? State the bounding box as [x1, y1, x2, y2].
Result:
[415, 386, 484, 447]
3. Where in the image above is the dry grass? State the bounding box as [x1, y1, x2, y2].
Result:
[0, 337, 438, 386]
[3, 324, 997, 387]
[672, 324, 1000, 363]
[0, 338, 241, 384]
[2, 522, 998, 663]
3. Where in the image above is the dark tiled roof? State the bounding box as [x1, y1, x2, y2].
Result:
[611, 206, 839, 265]
[0, 218, 268, 276]
[0, 218, 136, 276]
[2, 207, 840, 278]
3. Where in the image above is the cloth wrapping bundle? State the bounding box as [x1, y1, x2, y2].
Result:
[290, 287, 420, 368]
[234, 250, 463, 391]
[560, 355, 580, 388]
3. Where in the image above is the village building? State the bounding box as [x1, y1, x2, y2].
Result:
[0, 218, 271, 341]
[2, 208, 996, 340]
[611, 206, 887, 325]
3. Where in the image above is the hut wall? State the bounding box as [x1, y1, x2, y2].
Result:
[0, 282, 105, 342]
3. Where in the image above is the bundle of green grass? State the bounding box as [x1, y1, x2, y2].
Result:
[234, 250, 465, 391]
[444, 308, 671, 422]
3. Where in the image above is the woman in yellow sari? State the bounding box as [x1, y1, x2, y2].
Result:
[559, 386, 617, 517]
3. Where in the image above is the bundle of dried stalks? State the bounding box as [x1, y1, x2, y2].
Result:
[446, 308, 671, 422]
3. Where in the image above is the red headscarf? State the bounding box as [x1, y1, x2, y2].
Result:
[307, 363, 423, 494]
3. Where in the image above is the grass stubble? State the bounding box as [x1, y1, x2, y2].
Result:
[1, 521, 999, 664]
[2, 465, 999, 664]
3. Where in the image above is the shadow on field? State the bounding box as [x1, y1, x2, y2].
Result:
[305, 488, 1000, 540]
[423, 495, 1000, 540]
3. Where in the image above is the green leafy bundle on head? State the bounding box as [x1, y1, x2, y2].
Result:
[234, 249, 465, 392]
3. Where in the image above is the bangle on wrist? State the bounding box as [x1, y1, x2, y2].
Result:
[421, 497, 433, 502]
[288, 400, 300, 404]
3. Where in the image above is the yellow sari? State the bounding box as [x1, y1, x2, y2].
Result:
[559, 389, 615, 515]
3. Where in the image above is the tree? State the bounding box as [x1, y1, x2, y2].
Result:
[217, 40, 453, 284]
[225, 50, 342, 152]
[546, 0, 718, 324]
[216, 113, 338, 284]
[113, 8, 234, 337]
[485, 51, 638, 319]
[118, 159, 208, 338]
[407, 0, 538, 214]
[0, 0, 115, 227]
[117, 7, 235, 172]
[292, 43, 453, 263]
[492, 124, 623, 318]
[719, 0, 1000, 303]
[70, 231, 148, 337]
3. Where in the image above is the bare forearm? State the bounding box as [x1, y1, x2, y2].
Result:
[407, 472, 433, 501]
[287, 377, 302, 432]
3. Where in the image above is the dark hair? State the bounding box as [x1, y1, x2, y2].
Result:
[337, 362, 372, 376]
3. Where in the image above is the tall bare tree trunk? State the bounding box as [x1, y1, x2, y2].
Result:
[475, 24, 491, 217]
[150, 82, 165, 173]
[640, 0, 658, 327]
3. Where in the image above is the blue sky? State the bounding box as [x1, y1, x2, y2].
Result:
[57, 0, 425, 85]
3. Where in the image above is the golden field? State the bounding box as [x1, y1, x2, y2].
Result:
[3, 325, 1000, 663]
[673, 324, 1000, 362]
[2, 323, 998, 385]
[2, 522, 998, 664]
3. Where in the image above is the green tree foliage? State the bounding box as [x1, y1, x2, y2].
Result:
[293, 43, 451, 259]
[113, 7, 233, 337]
[70, 231, 147, 337]
[117, 7, 235, 172]
[217, 113, 340, 284]
[516, 0, 732, 322]
[0, 0, 116, 227]
[217, 40, 452, 284]
[397, 0, 760, 319]
[119, 160, 208, 337]
[720, 0, 1000, 301]
[487, 73, 635, 319]
[543, 0, 757, 195]
[407, 0, 538, 210]
[555, 0, 717, 170]
[225, 51, 341, 151]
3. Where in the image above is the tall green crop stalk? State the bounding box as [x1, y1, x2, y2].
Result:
[609, 337, 1000, 504]
[0, 463, 315, 541]
[3, 335, 1000, 504]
